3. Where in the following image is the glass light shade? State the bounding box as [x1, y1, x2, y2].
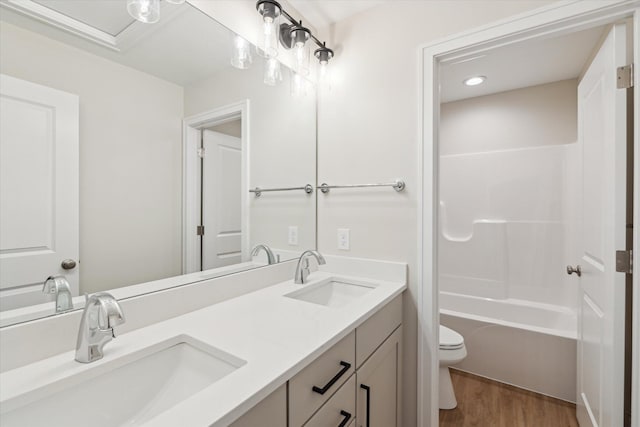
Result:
[231, 35, 253, 69]
[318, 62, 331, 92]
[293, 41, 310, 76]
[264, 58, 282, 86]
[259, 16, 279, 58]
[127, 0, 160, 24]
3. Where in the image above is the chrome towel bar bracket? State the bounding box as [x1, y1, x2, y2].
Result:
[319, 180, 405, 194]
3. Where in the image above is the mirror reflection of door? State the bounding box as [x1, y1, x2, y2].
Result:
[201, 124, 242, 270]
[0, 75, 79, 311]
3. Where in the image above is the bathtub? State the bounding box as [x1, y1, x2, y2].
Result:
[440, 291, 577, 402]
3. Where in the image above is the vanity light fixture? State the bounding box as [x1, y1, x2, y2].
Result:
[256, 0, 335, 78]
[127, 0, 160, 24]
[463, 76, 487, 86]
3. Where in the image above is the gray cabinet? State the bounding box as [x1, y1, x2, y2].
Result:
[356, 327, 402, 427]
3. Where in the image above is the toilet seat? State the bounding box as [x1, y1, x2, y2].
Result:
[439, 325, 464, 350]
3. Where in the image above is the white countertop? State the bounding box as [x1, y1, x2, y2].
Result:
[0, 270, 406, 426]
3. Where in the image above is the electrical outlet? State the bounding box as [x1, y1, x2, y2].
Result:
[337, 228, 350, 250]
[288, 226, 299, 246]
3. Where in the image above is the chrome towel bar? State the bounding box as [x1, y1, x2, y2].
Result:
[318, 180, 405, 194]
[249, 184, 314, 197]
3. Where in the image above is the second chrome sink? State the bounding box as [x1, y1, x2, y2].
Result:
[285, 279, 376, 308]
[1, 335, 245, 427]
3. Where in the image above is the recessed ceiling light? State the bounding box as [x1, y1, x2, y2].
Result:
[463, 76, 486, 86]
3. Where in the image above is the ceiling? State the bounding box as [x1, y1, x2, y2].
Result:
[1, 1, 234, 86]
[31, 0, 136, 36]
[440, 25, 607, 103]
[288, 0, 390, 28]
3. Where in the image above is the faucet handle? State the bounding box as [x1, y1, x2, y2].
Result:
[43, 275, 65, 294]
[86, 292, 125, 330]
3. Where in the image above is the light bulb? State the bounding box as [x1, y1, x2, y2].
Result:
[127, 0, 160, 24]
[264, 58, 282, 86]
[231, 35, 252, 69]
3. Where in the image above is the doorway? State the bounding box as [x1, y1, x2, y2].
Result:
[419, 3, 639, 426]
[182, 101, 250, 274]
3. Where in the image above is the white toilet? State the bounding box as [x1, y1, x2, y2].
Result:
[439, 325, 467, 410]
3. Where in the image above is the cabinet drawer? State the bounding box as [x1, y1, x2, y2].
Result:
[230, 384, 287, 427]
[290, 331, 356, 426]
[356, 295, 402, 368]
[304, 375, 356, 427]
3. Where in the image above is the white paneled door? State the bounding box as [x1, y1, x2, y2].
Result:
[576, 24, 629, 427]
[202, 129, 242, 270]
[0, 74, 79, 311]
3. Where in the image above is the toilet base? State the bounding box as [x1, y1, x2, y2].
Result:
[439, 366, 458, 410]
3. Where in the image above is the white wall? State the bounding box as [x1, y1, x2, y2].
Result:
[439, 80, 579, 308]
[0, 22, 184, 294]
[184, 60, 317, 255]
[315, 1, 554, 424]
[440, 80, 578, 155]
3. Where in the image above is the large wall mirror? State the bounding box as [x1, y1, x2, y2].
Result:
[0, 0, 317, 326]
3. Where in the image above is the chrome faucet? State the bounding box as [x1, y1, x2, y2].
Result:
[251, 244, 278, 264]
[42, 275, 73, 313]
[75, 292, 125, 363]
[294, 250, 326, 284]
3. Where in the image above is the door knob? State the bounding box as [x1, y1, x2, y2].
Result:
[566, 265, 582, 277]
[61, 259, 77, 270]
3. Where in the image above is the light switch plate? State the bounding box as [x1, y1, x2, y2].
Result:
[337, 228, 350, 250]
[288, 226, 299, 246]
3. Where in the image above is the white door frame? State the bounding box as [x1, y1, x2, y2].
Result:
[182, 100, 250, 274]
[418, 2, 640, 426]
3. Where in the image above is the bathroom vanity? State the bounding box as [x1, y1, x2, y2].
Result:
[0, 257, 406, 426]
[233, 293, 402, 427]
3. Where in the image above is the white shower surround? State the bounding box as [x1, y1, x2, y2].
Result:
[439, 143, 581, 309]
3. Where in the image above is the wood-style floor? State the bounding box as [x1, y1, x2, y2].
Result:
[439, 369, 579, 427]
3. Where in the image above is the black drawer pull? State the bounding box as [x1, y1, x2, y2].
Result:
[312, 361, 351, 395]
[360, 384, 371, 427]
[338, 410, 352, 427]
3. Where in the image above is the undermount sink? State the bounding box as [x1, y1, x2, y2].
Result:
[285, 280, 376, 308]
[0, 336, 245, 427]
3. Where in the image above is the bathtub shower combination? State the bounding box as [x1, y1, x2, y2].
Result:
[438, 143, 580, 403]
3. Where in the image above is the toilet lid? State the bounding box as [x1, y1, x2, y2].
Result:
[440, 325, 464, 350]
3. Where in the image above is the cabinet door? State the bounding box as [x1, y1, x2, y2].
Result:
[356, 327, 402, 427]
[230, 384, 287, 427]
